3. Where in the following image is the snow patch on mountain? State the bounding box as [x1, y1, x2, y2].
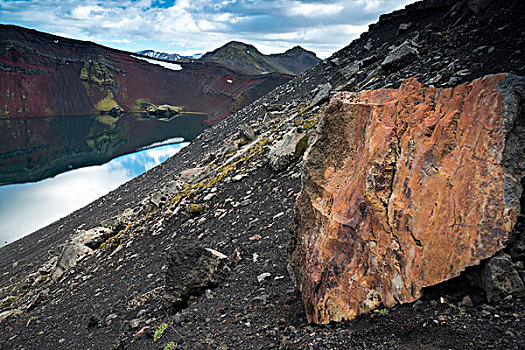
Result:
[131, 55, 182, 71]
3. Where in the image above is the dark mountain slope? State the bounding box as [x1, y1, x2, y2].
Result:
[268, 46, 321, 75]
[199, 41, 320, 75]
[0, 0, 524, 349]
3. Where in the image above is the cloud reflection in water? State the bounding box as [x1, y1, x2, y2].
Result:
[0, 142, 188, 247]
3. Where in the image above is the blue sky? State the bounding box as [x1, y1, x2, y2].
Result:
[0, 0, 416, 57]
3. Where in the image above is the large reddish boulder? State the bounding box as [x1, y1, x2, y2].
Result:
[290, 74, 524, 324]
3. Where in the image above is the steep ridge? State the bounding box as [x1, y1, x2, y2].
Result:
[0, 0, 524, 349]
[0, 25, 291, 123]
[199, 41, 320, 75]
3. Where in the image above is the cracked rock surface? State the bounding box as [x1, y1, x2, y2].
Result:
[290, 74, 524, 324]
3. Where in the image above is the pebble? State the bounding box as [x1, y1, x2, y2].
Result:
[412, 300, 424, 310]
[461, 295, 474, 308]
[232, 174, 245, 182]
[257, 273, 271, 284]
[105, 313, 118, 325]
[273, 212, 285, 220]
[203, 193, 216, 201]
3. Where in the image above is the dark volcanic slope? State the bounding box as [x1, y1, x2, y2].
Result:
[199, 41, 320, 75]
[0, 25, 291, 123]
[0, 0, 524, 349]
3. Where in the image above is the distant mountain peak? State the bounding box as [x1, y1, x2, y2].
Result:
[278, 46, 317, 58]
[199, 41, 320, 75]
[135, 42, 320, 75]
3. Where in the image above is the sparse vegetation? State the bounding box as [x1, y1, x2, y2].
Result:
[373, 308, 389, 316]
[154, 322, 168, 342]
[164, 341, 177, 350]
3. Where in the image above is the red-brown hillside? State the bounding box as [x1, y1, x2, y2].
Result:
[0, 25, 291, 123]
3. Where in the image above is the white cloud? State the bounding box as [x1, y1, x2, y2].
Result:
[286, 2, 344, 17]
[0, 0, 418, 59]
[71, 5, 107, 20]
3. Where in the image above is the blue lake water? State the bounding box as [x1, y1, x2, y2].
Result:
[0, 140, 188, 247]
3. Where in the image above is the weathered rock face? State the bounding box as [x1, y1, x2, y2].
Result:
[290, 74, 524, 324]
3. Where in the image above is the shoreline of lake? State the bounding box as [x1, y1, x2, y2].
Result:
[0, 139, 189, 247]
[0, 112, 207, 185]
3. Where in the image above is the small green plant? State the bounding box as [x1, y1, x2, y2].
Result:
[164, 341, 177, 350]
[154, 323, 168, 342]
[373, 308, 389, 316]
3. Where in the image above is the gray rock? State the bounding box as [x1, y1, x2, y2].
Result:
[309, 83, 332, 108]
[50, 242, 93, 281]
[239, 124, 256, 142]
[473, 45, 487, 54]
[481, 309, 491, 317]
[0, 309, 22, 324]
[448, 76, 461, 85]
[427, 73, 443, 85]
[398, 23, 412, 35]
[361, 55, 378, 67]
[163, 246, 228, 309]
[179, 166, 209, 184]
[129, 319, 141, 329]
[257, 273, 271, 284]
[412, 300, 424, 310]
[203, 193, 216, 201]
[232, 174, 246, 182]
[340, 63, 360, 79]
[252, 294, 268, 304]
[456, 69, 470, 77]
[381, 40, 419, 71]
[461, 295, 474, 308]
[329, 57, 341, 66]
[72, 226, 113, 249]
[26, 289, 49, 311]
[263, 103, 285, 112]
[105, 313, 118, 324]
[481, 252, 525, 302]
[267, 129, 308, 172]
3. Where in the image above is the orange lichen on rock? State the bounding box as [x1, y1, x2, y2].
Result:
[290, 74, 524, 324]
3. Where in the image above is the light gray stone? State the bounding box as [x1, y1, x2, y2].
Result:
[50, 243, 93, 281]
[267, 129, 308, 172]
